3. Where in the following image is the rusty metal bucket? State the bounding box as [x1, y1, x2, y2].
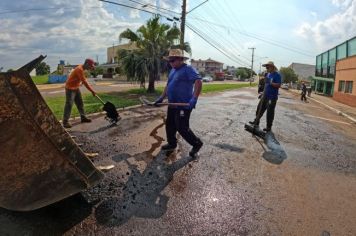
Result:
[0, 56, 104, 211]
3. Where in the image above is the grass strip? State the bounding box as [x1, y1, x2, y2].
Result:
[31, 75, 49, 85]
[45, 83, 256, 119]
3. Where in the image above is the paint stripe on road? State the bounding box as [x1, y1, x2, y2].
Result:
[304, 114, 352, 125]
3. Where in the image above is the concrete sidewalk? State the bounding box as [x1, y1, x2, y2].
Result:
[290, 89, 356, 123]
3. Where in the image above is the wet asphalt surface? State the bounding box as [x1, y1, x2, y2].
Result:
[1, 88, 356, 236]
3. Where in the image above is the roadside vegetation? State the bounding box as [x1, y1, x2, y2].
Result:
[45, 83, 256, 120]
[119, 16, 190, 93]
[31, 74, 49, 85]
[201, 83, 256, 93]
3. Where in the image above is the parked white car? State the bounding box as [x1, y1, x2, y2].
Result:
[202, 76, 213, 82]
[281, 83, 289, 90]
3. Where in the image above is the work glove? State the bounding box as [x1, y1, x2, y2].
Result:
[188, 97, 198, 109]
[154, 96, 164, 106]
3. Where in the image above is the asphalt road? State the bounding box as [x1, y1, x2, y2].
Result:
[1, 88, 356, 235]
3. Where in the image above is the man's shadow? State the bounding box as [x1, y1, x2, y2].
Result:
[262, 132, 287, 165]
[95, 150, 194, 226]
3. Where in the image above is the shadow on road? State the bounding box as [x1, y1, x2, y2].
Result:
[214, 143, 245, 153]
[89, 123, 117, 134]
[95, 150, 194, 226]
[262, 132, 287, 165]
[0, 194, 93, 236]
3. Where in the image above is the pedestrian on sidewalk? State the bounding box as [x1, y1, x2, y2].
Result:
[307, 86, 312, 97]
[301, 82, 307, 102]
[249, 61, 281, 132]
[154, 49, 203, 158]
[62, 58, 97, 128]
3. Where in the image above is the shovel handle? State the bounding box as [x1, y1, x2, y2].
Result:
[158, 102, 189, 106]
[95, 95, 105, 105]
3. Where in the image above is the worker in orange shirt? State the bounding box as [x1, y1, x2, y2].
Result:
[62, 58, 97, 128]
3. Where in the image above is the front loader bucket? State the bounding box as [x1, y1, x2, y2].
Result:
[0, 56, 104, 211]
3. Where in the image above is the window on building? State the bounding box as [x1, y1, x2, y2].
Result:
[338, 80, 345, 92]
[345, 81, 353, 94]
[337, 43, 347, 59]
[321, 52, 328, 77]
[348, 37, 356, 57]
[328, 48, 336, 78]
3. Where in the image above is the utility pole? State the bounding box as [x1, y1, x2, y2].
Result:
[248, 47, 256, 85]
[180, 0, 187, 50]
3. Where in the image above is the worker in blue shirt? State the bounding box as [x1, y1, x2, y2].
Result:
[154, 49, 203, 158]
[249, 61, 281, 132]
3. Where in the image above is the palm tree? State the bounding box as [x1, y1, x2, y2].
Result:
[119, 16, 189, 93]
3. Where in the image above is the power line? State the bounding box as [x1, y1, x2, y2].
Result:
[99, 0, 180, 22]
[188, 21, 249, 65]
[190, 3, 252, 61]
[0, 6, 100, 15]
[124, 0, 180, 15]
[187, 16, 315, 57]
[187, 0, 209, 14]
[188, 16, 251, 63]
[186, 23, 250, 67]
[99, 0, 162, 15]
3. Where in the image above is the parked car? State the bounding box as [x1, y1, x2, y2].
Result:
[281, 83, 289, 90]
[202, 76, 213, 82]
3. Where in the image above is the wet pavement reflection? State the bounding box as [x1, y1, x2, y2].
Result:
[1, 88, 356, 235]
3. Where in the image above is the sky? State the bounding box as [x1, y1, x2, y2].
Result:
[0, 0, 355, 73]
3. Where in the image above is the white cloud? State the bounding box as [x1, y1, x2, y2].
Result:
[129, 9, 141, 19]
[331, 0, 353, 7]
[0, 0, 142, 70]
[296, 0, 356, 51]
[310, 11, 317, 19]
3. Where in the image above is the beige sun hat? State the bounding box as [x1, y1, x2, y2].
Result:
[164, 49, 189, 60]
[262, 61, 277, 69]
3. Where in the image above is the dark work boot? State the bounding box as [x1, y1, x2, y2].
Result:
[248, 120, 259, 126]
[62, 121, 72, 128]
[81, 116, 92, 123]
[161, 143, 177, 151]
[189, 140, 203, 158]
[263, 127, 271, 132]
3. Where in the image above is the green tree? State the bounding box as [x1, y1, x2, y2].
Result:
[235, 67, 255, 80]
[119, 16, 187, 92]
[91, 67, 104, 78]
[35, 62, 50, 75]
[279, 67, 298, 83]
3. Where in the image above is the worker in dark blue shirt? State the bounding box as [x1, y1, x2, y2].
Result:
[249, 61, 281, 132]
[154, 49, 203, 158]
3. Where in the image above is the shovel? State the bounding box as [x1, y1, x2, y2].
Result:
[95, 95, 120, 124]
[139, 96, 189, 107]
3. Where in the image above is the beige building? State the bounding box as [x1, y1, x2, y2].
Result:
[191, 58, 223, 74]
[107, 42, 138, 63]
[333, 55, 356, 107]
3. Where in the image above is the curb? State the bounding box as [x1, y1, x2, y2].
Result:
[288, 90, 356, 124]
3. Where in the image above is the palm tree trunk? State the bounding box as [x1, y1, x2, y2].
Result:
[147, 72, 156, 93]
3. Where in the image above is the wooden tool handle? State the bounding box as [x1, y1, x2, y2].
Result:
[158, 102, 189, 106]
[95, 95, 105, 105]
